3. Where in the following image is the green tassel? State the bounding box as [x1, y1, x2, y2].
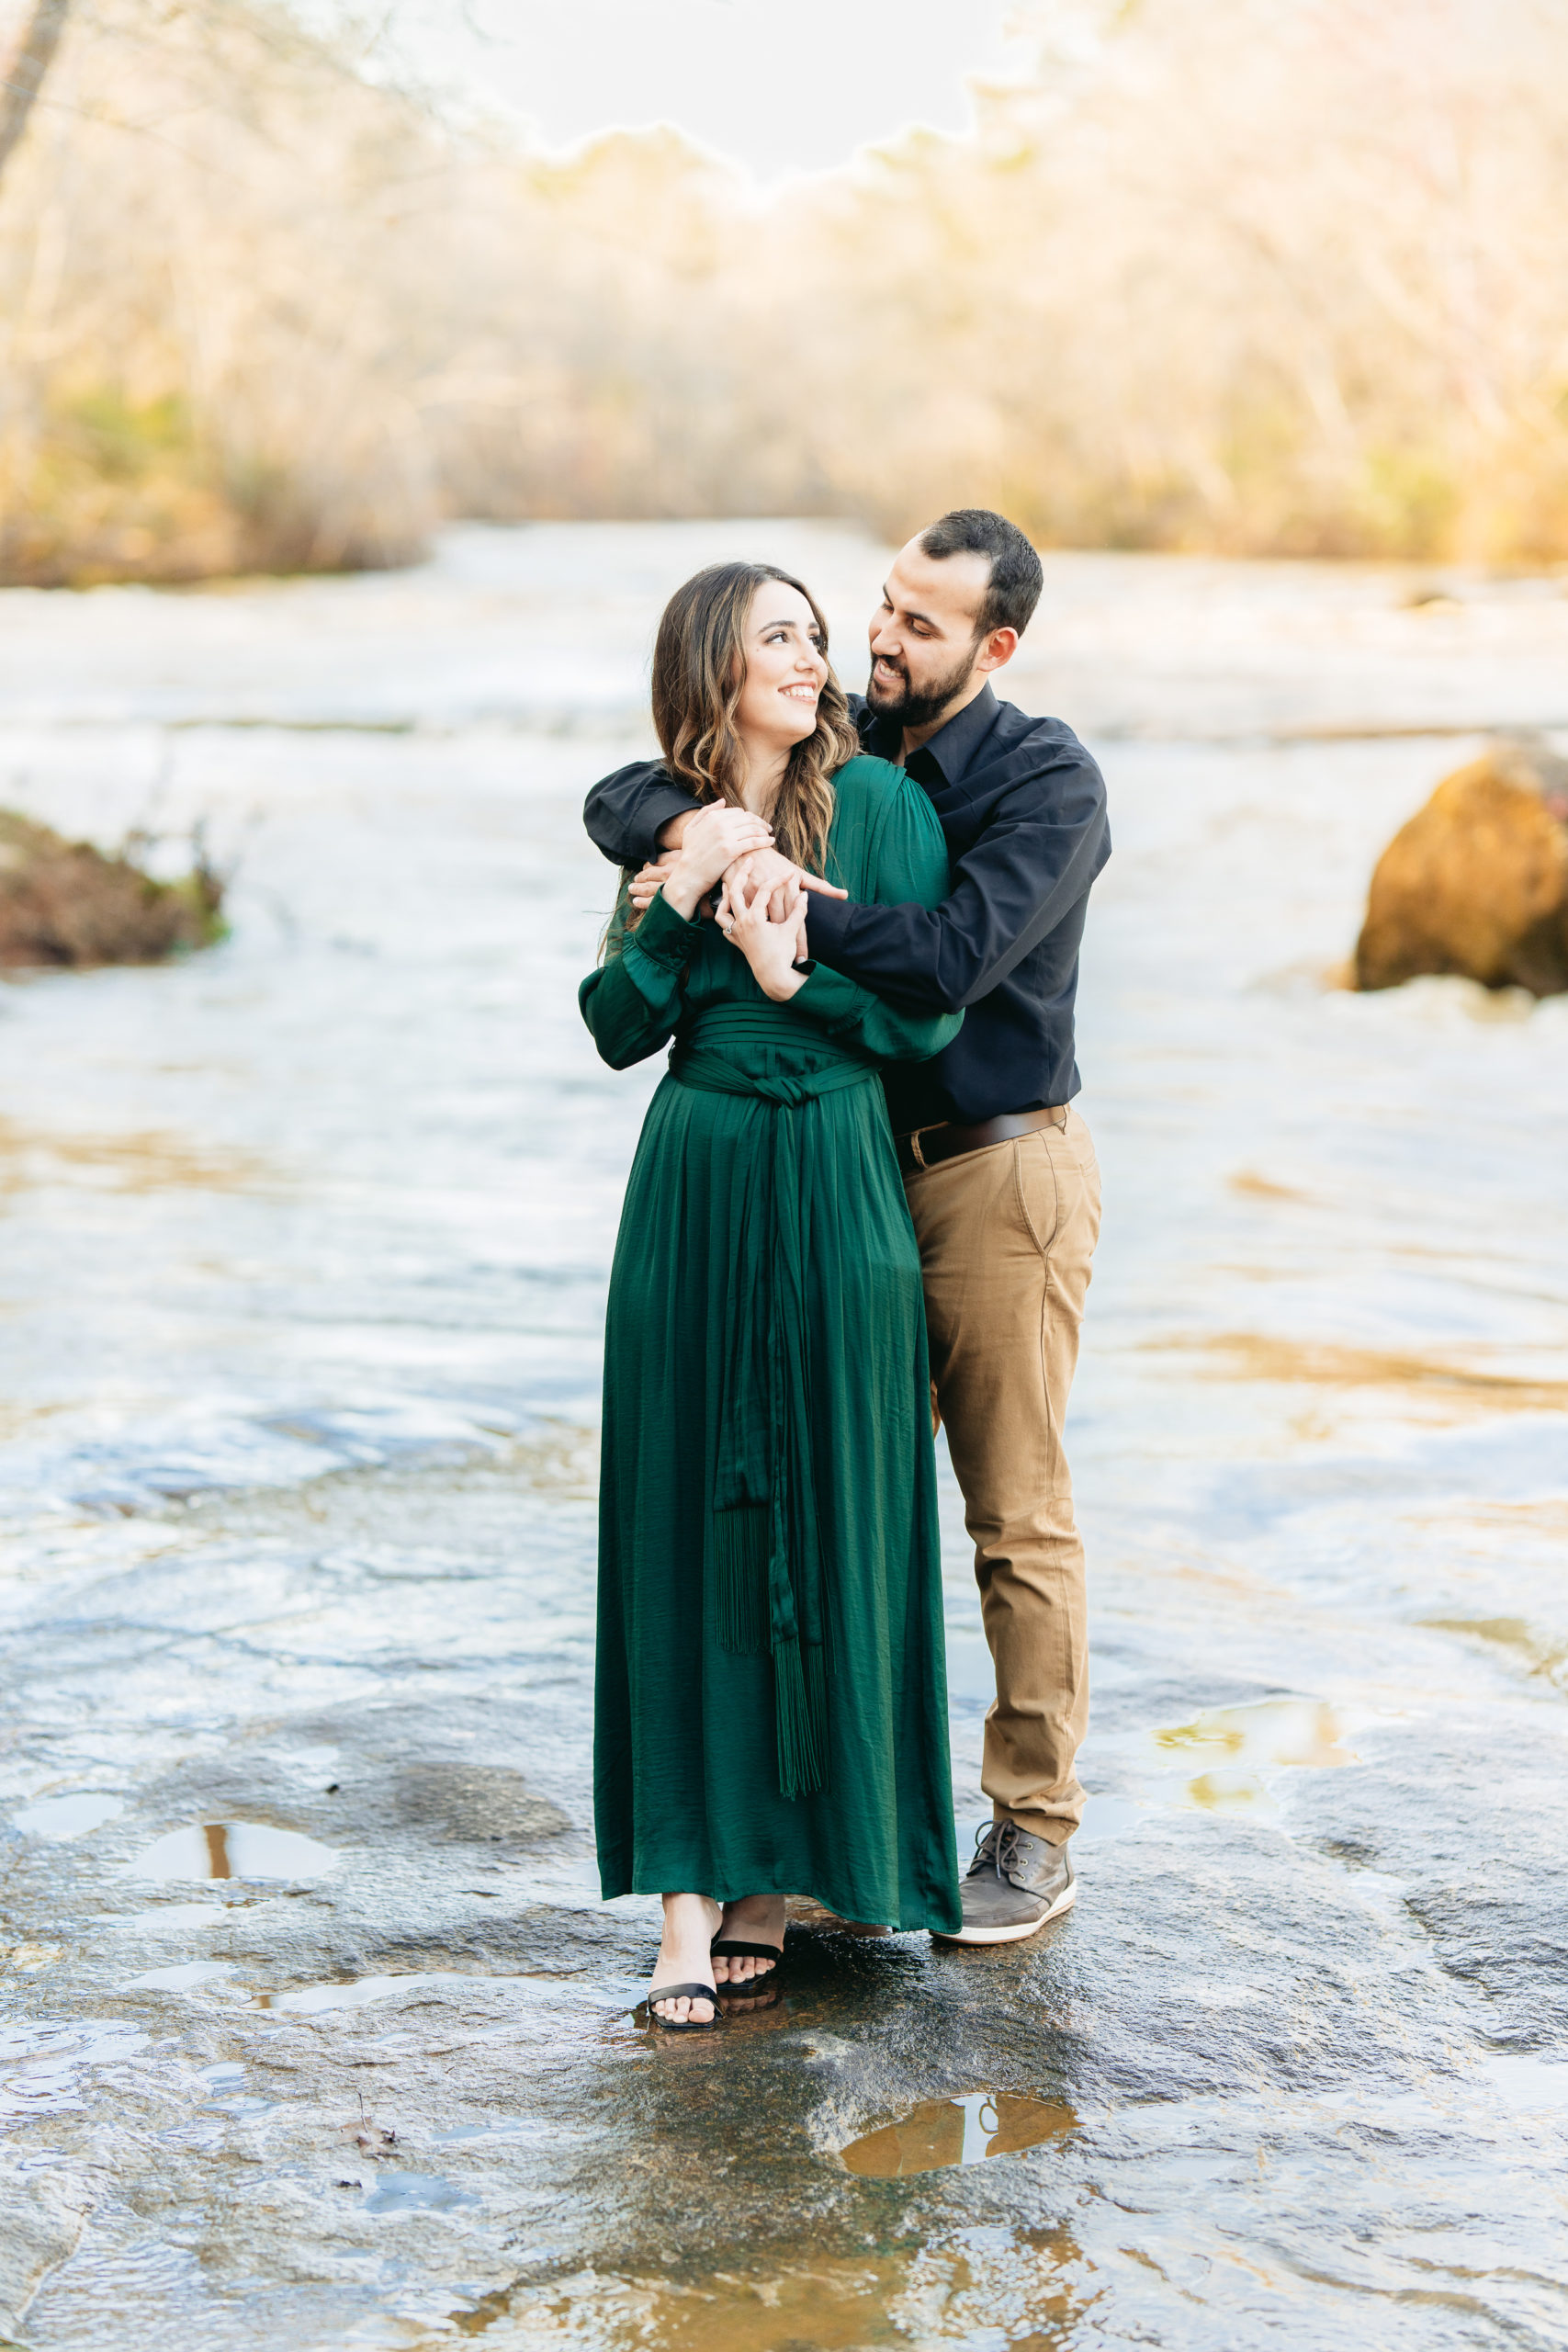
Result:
[774, 1636, 828, 1800]
[714, 1506, 768, 1655]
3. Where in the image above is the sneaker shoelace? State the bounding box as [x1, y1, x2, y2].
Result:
[969, 1821, 1029, 1885]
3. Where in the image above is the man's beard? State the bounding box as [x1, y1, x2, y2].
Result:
[865, 646, 976, 731]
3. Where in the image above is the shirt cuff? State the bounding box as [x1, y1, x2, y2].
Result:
[792, 960, 876, 1035]
[801, 892, 855, 968]
[628, 785, 701, 866]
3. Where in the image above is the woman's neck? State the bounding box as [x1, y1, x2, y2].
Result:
[734, 737, 789, 820]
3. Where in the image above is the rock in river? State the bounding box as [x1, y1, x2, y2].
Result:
[1354, 741, 1568, 995]
[0, 809, 224, 969]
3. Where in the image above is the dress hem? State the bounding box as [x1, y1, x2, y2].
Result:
[598, 1864, 961, 1940]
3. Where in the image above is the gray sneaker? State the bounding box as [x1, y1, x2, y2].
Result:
[941, 1822, 1076, 1945]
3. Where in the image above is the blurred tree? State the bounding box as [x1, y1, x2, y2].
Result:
[0, 0, 69, 187]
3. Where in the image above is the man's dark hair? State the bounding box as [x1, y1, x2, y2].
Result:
[919, 508, 1043, 640]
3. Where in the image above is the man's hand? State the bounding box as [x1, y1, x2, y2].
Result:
[716, 847, 846, 936]
[628, 850, 680, 915]
[655, 808, 695, 852]
[660, 803, 775, 920]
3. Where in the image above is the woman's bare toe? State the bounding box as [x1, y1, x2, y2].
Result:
[653, 1991, 714, 2026]
[713, 1893, 787, 1983]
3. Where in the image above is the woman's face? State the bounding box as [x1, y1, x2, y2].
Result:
[733, 580, 829, 752]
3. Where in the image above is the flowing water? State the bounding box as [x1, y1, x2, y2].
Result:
[1, 522, 1566, 2349]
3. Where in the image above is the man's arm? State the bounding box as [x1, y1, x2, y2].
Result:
[583, 760, 700, 869]
[806, 754, 1109, 1014]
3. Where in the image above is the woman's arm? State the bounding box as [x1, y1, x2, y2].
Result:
[579, 803, 778, 1069]
[578, 887, 699, 1070]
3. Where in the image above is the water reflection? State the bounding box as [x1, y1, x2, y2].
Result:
[458, 2223, 1084, 2346]
[259, 1971, 473, 2012]
[1152, 1699, 1356, 1813]
[840, 2091, 1077, 2177]
[133, 1822, 338, 1880]
[121, 1961, 236, 1992]
[12, 1791, 123, 1839]
[1158, 1700, 1353, 1769]
[362, 2170, 479, 2215]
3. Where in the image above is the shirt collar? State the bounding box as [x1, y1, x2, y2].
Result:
[861, 680, 998, 786]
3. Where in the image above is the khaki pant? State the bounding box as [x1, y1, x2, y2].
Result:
[904, 1107, 1100, 1848]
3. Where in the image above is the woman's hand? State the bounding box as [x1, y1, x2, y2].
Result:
[716, 846, 846, 933]
[661, 803, 773, 919]
[727, 869, 807, 1001]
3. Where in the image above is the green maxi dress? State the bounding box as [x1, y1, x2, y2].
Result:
[579, 753, 964, 1933]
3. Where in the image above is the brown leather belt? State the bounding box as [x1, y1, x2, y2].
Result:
[896, 1105, 1066, 1177]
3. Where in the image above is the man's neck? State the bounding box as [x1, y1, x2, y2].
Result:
[897, 672, 989, 765]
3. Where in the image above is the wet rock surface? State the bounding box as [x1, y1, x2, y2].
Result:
[1355, 740, 1568, 995]
[1, 527, 1566, 2347]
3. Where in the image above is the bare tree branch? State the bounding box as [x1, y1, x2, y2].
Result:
[0, 0, 71, 189]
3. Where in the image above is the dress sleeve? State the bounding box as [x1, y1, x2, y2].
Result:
[791, 775, 964, 1065]
[578, 886, 699, 1070]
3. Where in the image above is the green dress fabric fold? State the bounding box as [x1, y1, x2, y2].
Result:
[579, 753, 965, 1933]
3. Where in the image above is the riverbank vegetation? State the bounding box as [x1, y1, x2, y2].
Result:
[0, 810, 225, 967]
[2, 0, 1566, 582]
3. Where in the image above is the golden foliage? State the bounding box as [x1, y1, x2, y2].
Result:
[3, 0, 1567, 580]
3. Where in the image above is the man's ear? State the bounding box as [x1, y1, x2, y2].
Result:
[976, 626, 1020, 675]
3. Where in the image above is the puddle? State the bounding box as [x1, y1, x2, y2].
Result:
[434, 2117, 551, 2145]
[1156, 1697, 1356, 1765]
[1483, 2054, 1568, 2112]
[457, 2224, 1084, 2346]
[362, 2170, 479, 2215]
[133, 1822, 339, 1881]
[1184, 1770, 1278, 1813]
[12, 1791, 124, 1839]
[1075, 1792, 1145, 1843]
[1154, 1698, 1357, 1812]
[0, 2019, 151, 2120]
[839, 2091, 1076, 2177]
[259, 1972, 481, 2014]
[121, 1961, 237, 1992]
[110, 1902, 236, 1933]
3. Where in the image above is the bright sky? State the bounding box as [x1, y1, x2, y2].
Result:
[381, 0, 1032, 183]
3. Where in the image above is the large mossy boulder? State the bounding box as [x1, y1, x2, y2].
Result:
[0, 811, 225, 969]
[1354, 743, 1568, 996]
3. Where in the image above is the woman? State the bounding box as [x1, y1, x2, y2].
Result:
[579, 560, 963, 2029]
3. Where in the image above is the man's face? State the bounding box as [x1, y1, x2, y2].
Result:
[866, 539, 991, 729]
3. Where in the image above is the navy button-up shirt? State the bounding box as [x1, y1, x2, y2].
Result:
[581, 683, 1110, 1128]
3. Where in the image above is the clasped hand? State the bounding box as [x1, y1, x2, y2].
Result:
[629, 835, 846, 937]
[627, 810, 848, 1001]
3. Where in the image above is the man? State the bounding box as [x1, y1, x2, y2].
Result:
[583, 509, 1109, 1943]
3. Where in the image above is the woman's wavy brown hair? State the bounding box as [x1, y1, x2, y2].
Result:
[651, 561, 860, 873]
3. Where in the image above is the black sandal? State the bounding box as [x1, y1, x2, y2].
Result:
[644, 1980, 719, 2032]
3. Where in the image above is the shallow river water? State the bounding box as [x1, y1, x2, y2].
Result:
[1, 522, 1567, 2350]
